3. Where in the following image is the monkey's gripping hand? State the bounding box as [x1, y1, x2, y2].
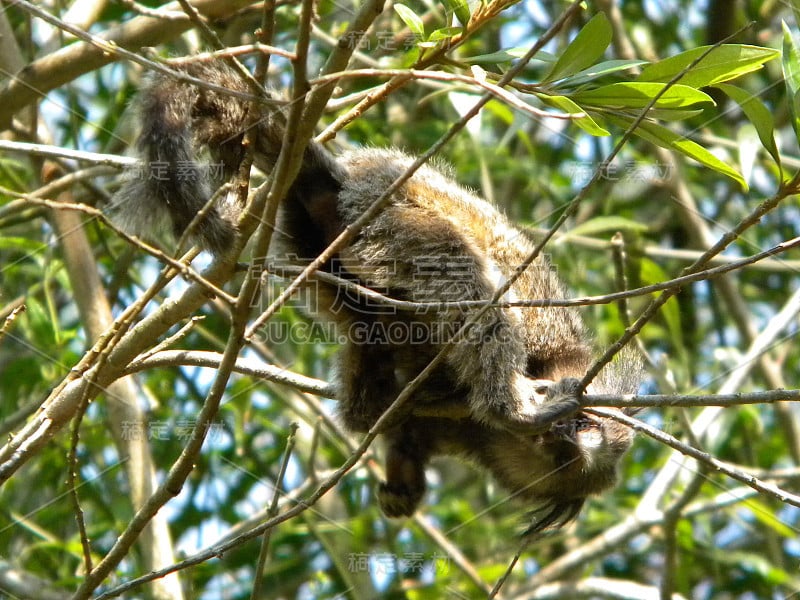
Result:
[503, 376, 584, 435]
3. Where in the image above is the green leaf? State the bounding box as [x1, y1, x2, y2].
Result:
[440, 0, 470, 27]
[572, 82, 715, 109]
[463, 48, 556, 65]
[428, 26, 462, 41]
[567, 216, 649, 238]
[545, 13, 612, 82]
[0, 235, 43, 252]
[536, 94, 610, 136]
[748, 499, 797, 538]
[736, 124, 760, 183]
[638, 44, 780, 88]
[782, 22, 800, 144]
[609, 116, 747, 189]
[556, 59, 648, 88]
[394, 4, 425, 38]
[634, 107, 704, 121]
[484, 98, 515, 124]
[716, 83, 780, 168]
[639, 258, 684, 347]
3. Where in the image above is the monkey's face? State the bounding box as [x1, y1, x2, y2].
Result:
[476, 406, 633, 533]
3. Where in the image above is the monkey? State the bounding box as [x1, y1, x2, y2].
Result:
[109, 62, 639, 533]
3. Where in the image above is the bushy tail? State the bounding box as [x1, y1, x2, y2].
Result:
[109, 63, 335, 256]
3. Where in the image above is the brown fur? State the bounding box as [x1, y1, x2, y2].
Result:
[109, 63, 639, 532]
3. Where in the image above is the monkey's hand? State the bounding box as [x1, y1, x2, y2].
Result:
[500, 376, 583, 434]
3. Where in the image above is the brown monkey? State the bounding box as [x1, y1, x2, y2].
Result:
[110, 62, 638, 532]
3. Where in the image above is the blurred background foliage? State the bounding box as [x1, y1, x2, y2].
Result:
[1, 0, 800, 598]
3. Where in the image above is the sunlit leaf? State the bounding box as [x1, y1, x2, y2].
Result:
[556, 59, 648, 87]
[428, 26, 462, 41]
[716, 83, 780, 168]
[463, 48, 556, 64]
[536, 94, 610, 136]
[638, 44, 779, 88]
[545, 13, 612, 82]
[782, 22, 800, 144]
[440, 0, 470, 27]
[394, 3, 425, 38]
[608, 115, 747, 189]
[567, 216, 649, 238]
[573, 82, 714, 109]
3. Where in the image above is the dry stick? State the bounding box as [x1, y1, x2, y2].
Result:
[488, 549, 524, 600]
[15, 195, 235, 303]
[0, 304, 25, 343]
[266, 234, 800, 312]
[6, 0, 263, 104]
[587, 407, 800, 509]
[311, 68, 585, 120]
[164, 42, 295, 63]
[126, 350, 800, 409]
[251, 423, 299, 600]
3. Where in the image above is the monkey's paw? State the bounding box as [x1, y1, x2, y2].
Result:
[508, 376, 583, 433]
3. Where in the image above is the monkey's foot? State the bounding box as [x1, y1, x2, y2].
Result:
[377, 481, 425, 518]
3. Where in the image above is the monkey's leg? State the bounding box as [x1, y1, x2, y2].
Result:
[376, 423, 432, 517]
[336, 330, 402, 433]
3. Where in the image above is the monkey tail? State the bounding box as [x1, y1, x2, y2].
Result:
[109, 67, 246, 255]
[109, 63, 347, 257]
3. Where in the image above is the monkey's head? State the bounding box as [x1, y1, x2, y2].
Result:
[478, 404, 633, 534]
[472, 354, 641, 534]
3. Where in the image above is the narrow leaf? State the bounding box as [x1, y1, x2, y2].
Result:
[545, 13, 612, 82]
[394, 4, 425, 38]
[782, 22, 800, 144]
[536, 94, 610, 136]
[608, 116, 747, 189]
[441, 0, 471, 27]
[567, 216, 649, 238]
[716, 83, 780, 168]
[428, 27, 462, 41]
[464, 48, 556, 65]
[635, 107, 705, 121]
[573, 82, 715, 109]
[638, 44, 779, 88]
[556, 59, 648, 87]
[736, 124, 760, 183]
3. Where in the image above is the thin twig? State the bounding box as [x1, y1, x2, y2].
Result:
[251, 423, 299, 599]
